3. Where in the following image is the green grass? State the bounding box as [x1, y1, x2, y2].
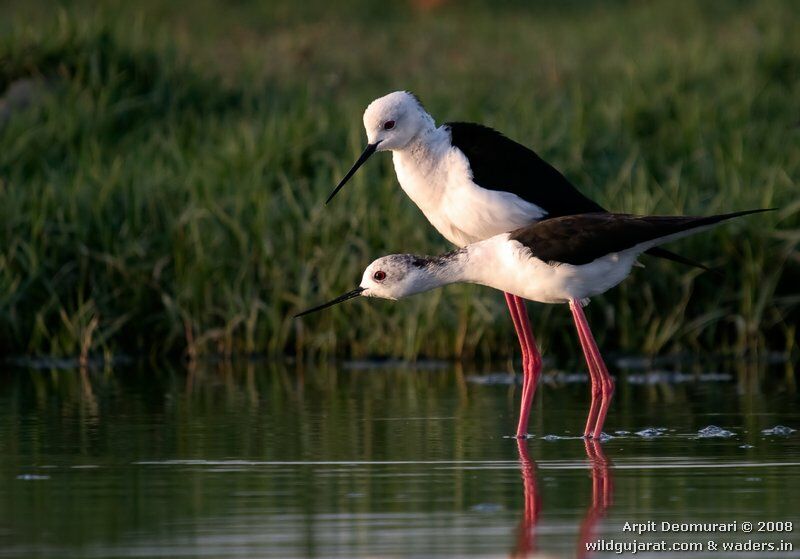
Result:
[0, 1, 798, 361]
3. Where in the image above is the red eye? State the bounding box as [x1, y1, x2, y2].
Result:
[373, 270, 387, 281]
[383, 120, 395, 130]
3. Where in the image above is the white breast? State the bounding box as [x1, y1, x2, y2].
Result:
[393, 136, 546, 247]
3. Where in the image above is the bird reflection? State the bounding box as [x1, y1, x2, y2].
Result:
[577, 439, 614, 559]
[511, 438, 542, 557]
[511, 439, 614, 558]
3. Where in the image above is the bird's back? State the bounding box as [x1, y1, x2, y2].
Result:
[508, 211, 765, 266]
[464, 210, 769, 303]
[446, 122, 605, 217]
[393, 123, 604, 247]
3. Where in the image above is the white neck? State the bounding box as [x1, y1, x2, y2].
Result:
[390, 125, 453, 233]
[399, 125, 448, 165]
[407, 245, 490, 295]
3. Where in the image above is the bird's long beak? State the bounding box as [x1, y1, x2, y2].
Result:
[326, 142, 379, 204]
[294, 287, 365, 318]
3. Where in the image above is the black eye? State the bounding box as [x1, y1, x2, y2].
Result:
[373, 270, 387, 281]
[383, 120, 395, 130]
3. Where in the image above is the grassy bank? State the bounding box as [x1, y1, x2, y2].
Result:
[0, 1, 798, 361]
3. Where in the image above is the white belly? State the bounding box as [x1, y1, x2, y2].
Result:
[393, 149, 545, 247]
[467, 235, 640, 304]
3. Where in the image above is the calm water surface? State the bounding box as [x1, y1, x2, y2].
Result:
[1, 360, 799, 558]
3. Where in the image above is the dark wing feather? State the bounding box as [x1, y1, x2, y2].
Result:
[447, 122, 743, 272]
[509, 210, 771, 266]
[445, 122, 605, 217]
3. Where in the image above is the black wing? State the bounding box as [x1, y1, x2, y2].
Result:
[446, 122, 604, 217]
[510, 210, 770, 266]
[447, 122, 719, 272]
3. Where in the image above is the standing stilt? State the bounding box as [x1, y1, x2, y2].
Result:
[298, 211, 766, 437]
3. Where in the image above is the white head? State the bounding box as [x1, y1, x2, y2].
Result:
[295, 252, 465, 317]
[362, 91, 436, 152]
[327, 91, 437, 204]
[359, 255, 436, 300]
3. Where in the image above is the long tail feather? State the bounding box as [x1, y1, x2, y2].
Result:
[643, 246, 712, 273]
[641, 208, 776, 261]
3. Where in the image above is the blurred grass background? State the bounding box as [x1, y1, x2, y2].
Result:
[0, 0, 797, 361]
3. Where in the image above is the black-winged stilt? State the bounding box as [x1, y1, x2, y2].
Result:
[326, 91, 707, 438]
[297, 209, 769, 438]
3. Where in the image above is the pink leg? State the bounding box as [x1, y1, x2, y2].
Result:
[573, 313, 602, 437]
[504, 292, 530, 373]
[505, 293, 534, 437]
[569, 300, 615, 439]
[581, 325, 614, 439]
[504, 293, 543, 437]
[513, 296, 542, 438]
[505, 293, 531, 418]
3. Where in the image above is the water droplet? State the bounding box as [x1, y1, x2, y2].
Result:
[636, 427, 667, 438]
[16, 474, 50, 481]
[696, 425, 735, 438]
[761, 425, 796, 436]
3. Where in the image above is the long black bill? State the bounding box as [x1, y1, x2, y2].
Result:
[326, 142, 379, 204]
[294, 287, 365, 318]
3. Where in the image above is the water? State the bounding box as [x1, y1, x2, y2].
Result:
[1, 360, 798, 558]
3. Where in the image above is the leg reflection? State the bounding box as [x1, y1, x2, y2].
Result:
[511, 438, 542, 558]
[577, 439, 615, 558]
